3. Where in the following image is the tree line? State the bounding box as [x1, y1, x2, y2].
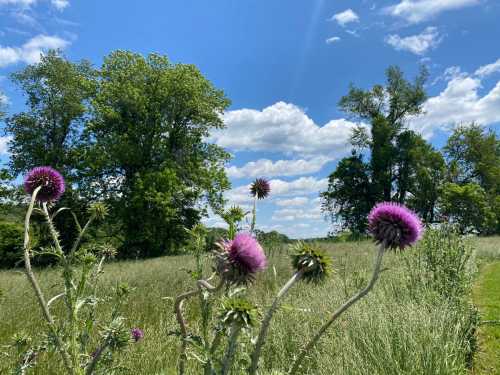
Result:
[321, 67, 500, 237]
[0, 50, 231, 260]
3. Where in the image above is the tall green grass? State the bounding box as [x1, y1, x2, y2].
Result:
[1, 236, 497, 374]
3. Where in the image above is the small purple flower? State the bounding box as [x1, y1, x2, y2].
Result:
[24, 167, 65, 202]
[250, 178, 271, 199]
[368, 202, 423, 250]
[131, 328, 144, 342]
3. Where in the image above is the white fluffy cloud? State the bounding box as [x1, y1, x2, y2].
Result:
[326, 36, 341, 44]
[51, 0, 68, 10]
[272, 205, 323, 222]
[0, 0, 68, 8]
[0, 136, 12, 155]
[226, 156, 331, 179]
[0, 34, 70, 67]
[411, 69, 500, 137]
[212, 102, 361, 158]
[275, 197, 309, 207]
[385, 27, 441, 55]
[226, 176, 327, 204]
[384, 0, 480, 24]
[475, 58, 500, 78]
[330, 9, 359, 26]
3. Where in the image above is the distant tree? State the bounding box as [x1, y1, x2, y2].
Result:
[322, 67, 429, 233]
[82, 51, 231, 257]
[340, 66, 428, 202]
[321, 152, 373, 234]
[444, 123, 500, 194]
[440, 182, 497, 234]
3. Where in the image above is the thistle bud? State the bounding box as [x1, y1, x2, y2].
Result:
[219, 297, 258, 329]
[291, 242, 332, 283]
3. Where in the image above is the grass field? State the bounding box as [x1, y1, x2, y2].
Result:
[1, 236, 499, 374]
[473, 260, 500, 375]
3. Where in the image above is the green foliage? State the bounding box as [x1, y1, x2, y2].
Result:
[0, 221, 25, 268]
[440, 183, 498, 234]
[81, 51, 231, 257]
[321, 152, 373, 234]
[5, 50, 96, 178]
[445, 123, 500, 194]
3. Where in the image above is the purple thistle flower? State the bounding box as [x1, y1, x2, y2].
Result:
[368, 202, 423, 250]
[24, 166, 65, 202]
[131, 328, 144, 342]
[217, 233, 267, 284]
[250, 178, 271, 200]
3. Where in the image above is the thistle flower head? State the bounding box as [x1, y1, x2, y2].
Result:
[88, 202, 109, 221]
[131, 328, 144, 342]
[291, 242, 332, 283]
[219, 297, 258, 329]
[368, 202, 423, 250]
[250, 178, 271, 199]
[215, 232, 267, 284]
[227, 205, 246, 223]
[24, 166, 65, 202]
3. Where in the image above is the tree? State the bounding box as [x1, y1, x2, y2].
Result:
[82, 51, 231, 257]
[440, 182, 497, 234]
[339, 66, 428, 202]
[444, 123, 500, 194]
[5, 50, 96, 179]
[322, 67, 429, 233]
[4, 51, 97, 249]
[321, 152, 373, 235]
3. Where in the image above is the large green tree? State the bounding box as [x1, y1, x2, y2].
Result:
[82, 51, 231, 257]
[322, 67, 431, 233]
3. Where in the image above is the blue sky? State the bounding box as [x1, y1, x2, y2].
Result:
[1, 0, 499, 238]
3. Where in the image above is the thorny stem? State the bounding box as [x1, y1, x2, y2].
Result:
[288, 244, 386, 375]
[250, 194, 257, 234]
[23, 188, 74, 374]
[249, 269, 304, 375]
[85, 341, 109, 375]
[221, 324, 241, 375]
[175, 279, 224, 375]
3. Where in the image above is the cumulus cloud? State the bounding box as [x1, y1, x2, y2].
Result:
[0, 0, 36, 6]
[330, 9, 359, 26]
[0, 136, 12, 155]
[212, 102, 362, 158]
[326, 36, 341, 44]
[0, 34, 70, 67]
[411, 72, 500, 137]
[475, 58, 500, 78]
[385, 27, 442, 55]
[384, 0, 480, 24]
[275, 197, 309, 207]
[226, 176, 327, 204]
[226, 156, 331, 179]
[272, 205, 323, 222]
[51, 0, 68, 10]
[0, 92, 8, 106]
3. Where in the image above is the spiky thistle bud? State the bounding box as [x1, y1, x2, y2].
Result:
[88, 202, 109, 221]
[131, 328, 144, 343]
[220, 297, 258, 330]
[368, 202, 423, 250]
[250, 178, 271, 199]
[24, 166, 65, 202]
[291, 242, 332, 283]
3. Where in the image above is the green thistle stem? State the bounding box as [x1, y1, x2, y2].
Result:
[23, 188, 74, 374]
[250, 194, 257, 234]
[288, 244, 385, 375]
[249, 269, 304, 375]
[221, 323, 242, 375]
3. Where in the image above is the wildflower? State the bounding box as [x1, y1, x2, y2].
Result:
[291, 242, 332, 283]
[131, 328, 144, 342]
[216, 233, 267, 284]
[368, 202, 423, 249]
[250, 178, 271, 199]
[24, 166, 65, 202]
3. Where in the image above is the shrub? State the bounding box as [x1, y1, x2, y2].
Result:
[0, 221, 25, 268]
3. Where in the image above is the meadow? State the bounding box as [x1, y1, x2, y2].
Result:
[1, 235, 498, 374]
